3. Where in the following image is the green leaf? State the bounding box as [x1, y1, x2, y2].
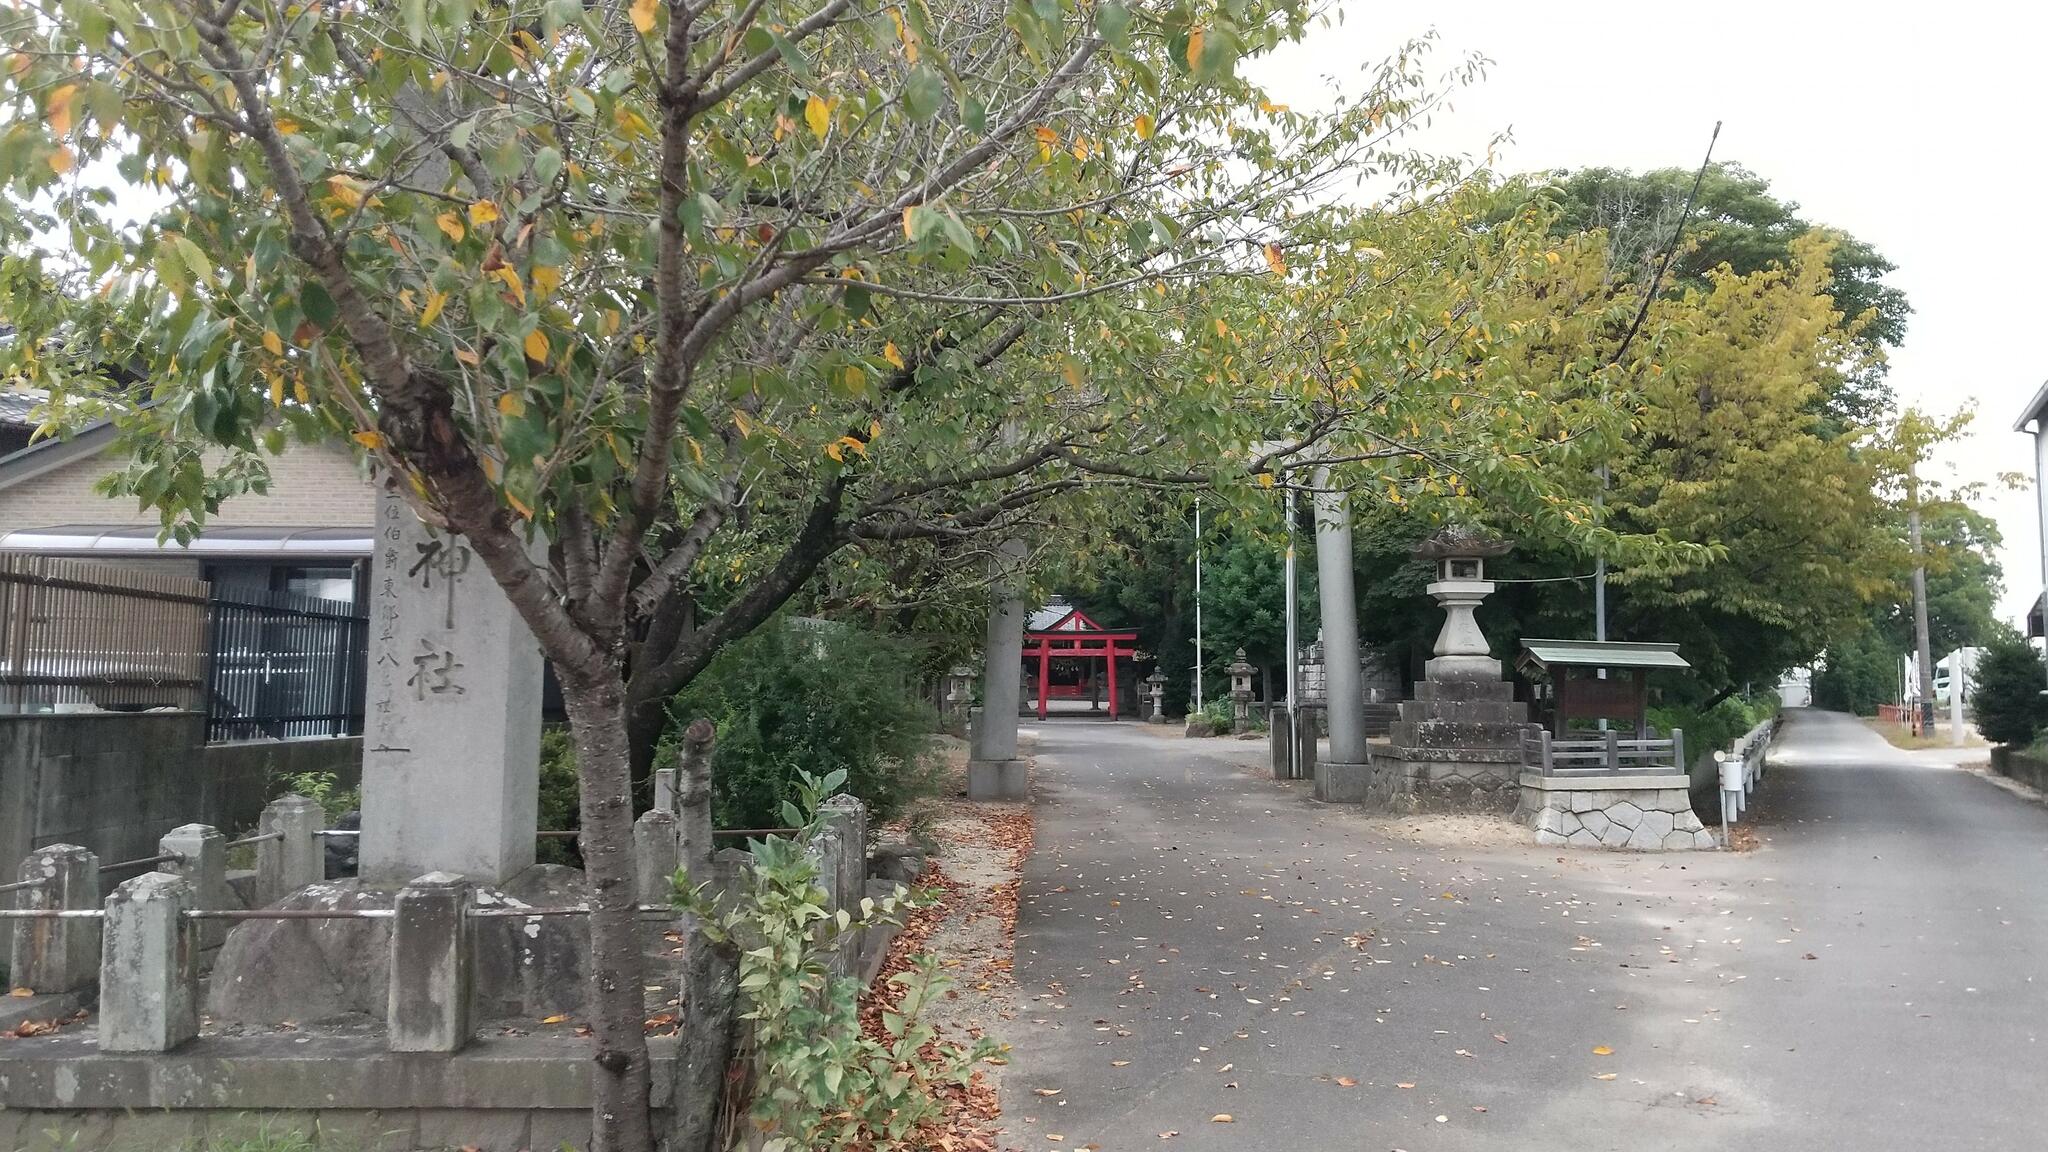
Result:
[532, 146, 563, 186]
[299, 283, 338, 331]
[903, 65, 945, 123]
[401, 0, 426, 45]
[1094, 0, 1130, 46]
[959, 95, 987, 134]
[938, 210, 976, 256]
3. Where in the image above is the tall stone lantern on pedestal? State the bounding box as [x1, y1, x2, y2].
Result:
[1145, 669, 1169, 724]
[1351, 526, 1530, 810]
[1227, 648, 1255, 733]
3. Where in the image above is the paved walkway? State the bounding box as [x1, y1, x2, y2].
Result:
[997, 710, 2048, 1151]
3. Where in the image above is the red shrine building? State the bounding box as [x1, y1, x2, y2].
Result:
[1023, 600, 1139, 719]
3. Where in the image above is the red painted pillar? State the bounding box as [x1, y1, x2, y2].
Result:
[1036, 640, 1050, 719]
[1105, 641, 1119, 720]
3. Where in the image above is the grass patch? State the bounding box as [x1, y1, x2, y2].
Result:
[1861, 717, 1984, 751]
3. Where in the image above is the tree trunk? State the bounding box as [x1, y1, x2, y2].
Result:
[560, 671, 657, 1152]
[626, 688, 670, 805]
[668, 911, 740, 1152]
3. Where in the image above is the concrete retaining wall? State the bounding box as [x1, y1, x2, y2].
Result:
[0, 713, 360, 879]
[1989, 746, 2048, 792]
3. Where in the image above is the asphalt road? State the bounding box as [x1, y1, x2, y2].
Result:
[996, 709, 2048, 1151]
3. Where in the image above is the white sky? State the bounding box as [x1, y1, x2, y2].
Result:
[1248, 1, 2048, 629]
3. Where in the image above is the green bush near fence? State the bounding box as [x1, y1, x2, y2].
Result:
[1648, 693, 1780, 764]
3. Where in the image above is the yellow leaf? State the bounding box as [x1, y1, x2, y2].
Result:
[497, 392, 526, 417]
[262, 329, 284, 356]
[418, 291, 447, 328]
[436, 212, 465, 242]
[805, 94, 831, 139]
[455, 347, 481, 366]
[267, 373, 284, 407]
[869, 420, 882, 440]
[1214, 318, 1227, 338]
[1263, 243, 1286, 277]
[902, 206, 917, 238]
[47, 146, 73, 175]
[835, 435, 868, 458]
[1134, 113, 1154, 140]
[468, 200, 501, 226]
[1256, 473, 1274, 488]
[1034, 125, 1059, 147]
[731, 411, 755, 439]
[7, 987, 32, 998]
[1259, 98, 1288, 114]
[352, 430, 387, 450]
[45, 84, 76, 137]
[1545, 250, 1561, 265]
[1592, 1045, 1613, 1055]
[492, 265, 525, 306]
[506, 490, 534, 519]
[629, 0, 657, 34]
[523, 329, 550, 362]
[1593, 1073, 1617, 1081]
[273, 117, 299, 135]
[1451, 395, 1462, 411]
[824, 440, 843, 462]
[888, 7, 917, 62]
[1186, 27, 1205, 71]
[1061, 358, 1083, 388]
[1209, 1114, 1233, 1124]
[530, 265, 562, 298]
[326, 175, 367, 208]
[883, 341, 905, 370]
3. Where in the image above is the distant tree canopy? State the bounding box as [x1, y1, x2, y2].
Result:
[1546, 162, 1909, 427]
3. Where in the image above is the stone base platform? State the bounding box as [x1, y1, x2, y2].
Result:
[1362, 749, 1520, 812]
[1518, 773, 1716, 850]
[967, 758, 1029, 801]
[0, 1032, 676, 1150]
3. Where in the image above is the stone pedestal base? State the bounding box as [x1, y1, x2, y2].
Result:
[1517, 774, 1715, 850]
[1314, 760, 1371, 804]
[1363, 752, 1520, 811]
[967, 759, 1029, 802]
[1348, 674, 1528, 811]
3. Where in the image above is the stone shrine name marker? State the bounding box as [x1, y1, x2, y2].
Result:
[361, 488, 544, 886]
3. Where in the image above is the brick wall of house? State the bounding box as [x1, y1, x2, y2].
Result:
[0, 438, 374, 536]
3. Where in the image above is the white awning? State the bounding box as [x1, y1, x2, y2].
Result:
[0, 524, 372, 558]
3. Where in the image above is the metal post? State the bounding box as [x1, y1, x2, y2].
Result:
[1950, 651, 1966, 747]
[1605, 729, 1620, 773]
[1539, 730, 1553, 776]
[1283, 484, 1298, 780]
[1671, 728, 1685, 774]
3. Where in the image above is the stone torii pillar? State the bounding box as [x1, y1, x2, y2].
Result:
[1311, 466, 1370, 802]
[968, 540, 1030, 801]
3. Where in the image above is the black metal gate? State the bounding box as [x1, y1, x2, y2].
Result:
[205, 588, 367, 742]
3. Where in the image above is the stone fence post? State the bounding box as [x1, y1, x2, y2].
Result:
[388, 873, 474, 1053]
[817, 795, 866, 916]
[161, 824, 227, 949]
[653, 768, 678, 815]
[8, 844, 100, 995]
[99, 872, 199, 1053]
[256, 794, 324, 905]
[634, 809, 681, 906]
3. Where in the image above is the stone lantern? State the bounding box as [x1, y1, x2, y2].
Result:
[1144, 669, 1169, 724]
[1414, 525, 1515, 680]
[942, 664, 975, 737]
[1227, 648, 1255, 732]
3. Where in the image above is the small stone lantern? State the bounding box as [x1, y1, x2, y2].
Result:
[943, 664, 975, 737]
[1414, 526, 1513, 681]
[1227, 648, 1256, 732]
[1145, 669, 1169, 724]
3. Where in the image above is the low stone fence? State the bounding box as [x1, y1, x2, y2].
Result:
[0, 790, 879, 1150]
[1989, 746, 2048, 792]
[1519, 773, 1716, 850]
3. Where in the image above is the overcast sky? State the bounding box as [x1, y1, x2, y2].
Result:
[1247, 1, 2048, 632]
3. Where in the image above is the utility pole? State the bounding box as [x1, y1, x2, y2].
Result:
[1908, 456, 1937, 736]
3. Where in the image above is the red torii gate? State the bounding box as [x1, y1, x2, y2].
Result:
[1025, 604, 1138, 720]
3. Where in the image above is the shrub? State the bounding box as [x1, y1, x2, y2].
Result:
[1648, 693, 1779, 762]
[275, 771, 358, 823]
[1968, 632, 2047, 747]
[680, 771, 996, 1152]
[535, 727, 585, 866]
[664, 618, 940, 831]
